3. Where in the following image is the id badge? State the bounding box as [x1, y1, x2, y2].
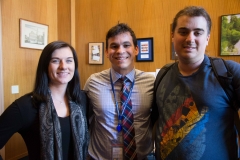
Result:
[112, 146, 123, 160]
[111, 132, 123, 160]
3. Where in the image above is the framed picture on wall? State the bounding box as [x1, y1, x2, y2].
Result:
[19, 19, 48, 50]
[89, 42, 104, 64]
[220, 14, 240, 55]
[136, 37, 154, 62]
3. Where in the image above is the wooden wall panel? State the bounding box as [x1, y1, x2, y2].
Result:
[57, 0, 71, 43]
[75, 0, 240, 87]
[1, 0, 240, 159]
[1, 0, 58, 159]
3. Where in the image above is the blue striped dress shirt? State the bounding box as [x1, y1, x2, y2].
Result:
[84, 68, 155, 160]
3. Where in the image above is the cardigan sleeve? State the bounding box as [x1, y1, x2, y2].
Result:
[0, 93, 36, 149]
[0, 100, 24, 149]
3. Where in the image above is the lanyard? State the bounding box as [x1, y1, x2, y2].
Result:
[110, 71, 135, 132]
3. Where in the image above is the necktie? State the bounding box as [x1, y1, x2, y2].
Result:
[120, 77, 138, 160]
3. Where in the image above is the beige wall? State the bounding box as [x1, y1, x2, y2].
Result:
[75, 0, 240, 88]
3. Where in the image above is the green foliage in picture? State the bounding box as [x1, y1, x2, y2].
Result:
[221, 14, 240, 55]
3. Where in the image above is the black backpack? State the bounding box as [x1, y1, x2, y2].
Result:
[153, 56, 240, 157]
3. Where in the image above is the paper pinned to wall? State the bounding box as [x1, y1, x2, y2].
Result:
[146, 69, 161, 78]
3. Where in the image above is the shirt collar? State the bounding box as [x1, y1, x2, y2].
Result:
[110, 68, 135, 83]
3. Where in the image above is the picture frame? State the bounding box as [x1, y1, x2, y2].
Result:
[19, 19, 48, 50]
[220, 14, 240, 55]
[136, 37, 154, 62]
[89, 42, 104, 64]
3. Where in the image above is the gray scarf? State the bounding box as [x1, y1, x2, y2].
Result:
[39, 92, 89, 160]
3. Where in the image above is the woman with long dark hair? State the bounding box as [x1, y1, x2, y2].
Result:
[0, 41, 89, 160]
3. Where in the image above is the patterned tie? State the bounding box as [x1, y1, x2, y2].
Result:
[120, 77, 138, 160]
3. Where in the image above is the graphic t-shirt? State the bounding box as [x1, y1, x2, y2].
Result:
[155, 56, 238, 160]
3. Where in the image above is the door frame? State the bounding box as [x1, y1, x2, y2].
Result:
[0, 0, 5, 159]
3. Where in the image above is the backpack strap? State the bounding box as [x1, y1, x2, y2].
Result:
[151, 63, 175, 124]
[209, 57, 234, 105]
[209, 57, 240, 158]
[154, 63, 175, 93]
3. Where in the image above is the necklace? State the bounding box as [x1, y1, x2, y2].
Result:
[57, 100, 63, 104]
[54, 99, 64, 104]
[52, 96, 65, 104]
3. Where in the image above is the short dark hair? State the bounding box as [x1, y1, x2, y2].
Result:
[106, 23, 137, 49]
[172, 6, 212, 34]
[32, 41, 82, 105]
